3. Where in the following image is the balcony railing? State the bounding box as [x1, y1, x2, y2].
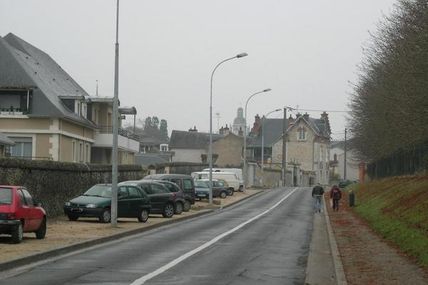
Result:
[97, 125, 140, 141]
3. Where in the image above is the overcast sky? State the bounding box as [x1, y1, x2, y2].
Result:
[0, 0, 397, 140]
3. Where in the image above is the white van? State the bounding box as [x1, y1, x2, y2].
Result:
[202, 168, 243, 190]
[191, 171, 240, 192]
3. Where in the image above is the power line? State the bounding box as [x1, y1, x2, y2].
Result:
[285, 106, 349, 113]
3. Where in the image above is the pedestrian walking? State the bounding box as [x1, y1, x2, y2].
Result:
[330, 185, 342, 211]
[312, 183, 324, 213]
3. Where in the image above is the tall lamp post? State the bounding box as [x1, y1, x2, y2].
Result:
[209, 52, 248, 204]
[261, 108, 282, 186]
[111, 0, 120, 227]
[243, 88, 272, 189]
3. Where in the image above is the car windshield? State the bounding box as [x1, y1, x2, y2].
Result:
[194, 181, 209, 188]
[83, 185, 112, 198]
[0, 187, 12, 205]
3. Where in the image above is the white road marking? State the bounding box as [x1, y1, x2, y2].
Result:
[130, 187, 299, 285]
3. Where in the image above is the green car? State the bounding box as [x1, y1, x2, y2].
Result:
[63, 183, 151, 223]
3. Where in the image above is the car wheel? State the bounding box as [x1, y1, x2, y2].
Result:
[162, 203, 174, 218]
[137, 209, 149, 223]
[239, 185, 244, 192]
[229, 188, 234, 196]
[220, 191, 227, 199]
[175, 202, 183, 215]
[99, 209, 111, 223]
[35, 217, 47, 239]
[67, 214, 79, 221]
[11, 222, 23, 244]
[183, 200, 191, 212]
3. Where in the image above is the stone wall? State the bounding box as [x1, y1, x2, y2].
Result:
[0, 158, 145, 217]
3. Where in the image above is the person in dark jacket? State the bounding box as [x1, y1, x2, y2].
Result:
[330, 185, 342, 211]
[312, 183, 324, 213]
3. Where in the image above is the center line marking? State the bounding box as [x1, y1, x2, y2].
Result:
[130, 187, 299, 285]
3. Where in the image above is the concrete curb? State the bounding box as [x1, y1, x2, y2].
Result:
[0, 190, 264, 273]
[323, 199, 348, 285]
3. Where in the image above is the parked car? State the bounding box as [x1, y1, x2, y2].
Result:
[122, 180, 182, 218]
[338, 179, 356, 189]
[202, 168, 244, 191]
[192, 171, 239, 193]
[149, 180, 186, 214]
[194, 179, 229, 200]
[63, 183, 151, 223]
[143, 174, 195, 211]
[0, 185, 47, 244]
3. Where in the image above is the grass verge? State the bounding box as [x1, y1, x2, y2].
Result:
[350, 175, 428, 267]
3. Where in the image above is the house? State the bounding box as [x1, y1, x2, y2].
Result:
[0, 33, 139, 163]
[169, 126, 243, 167]
[247, 112, 331, 185]
[329, 140, 360, 182]
[169, 128, 221, 163]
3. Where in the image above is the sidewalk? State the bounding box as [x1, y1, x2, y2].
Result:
[326, 194, 428, 285]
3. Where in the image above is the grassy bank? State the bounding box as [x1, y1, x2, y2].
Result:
[350, 175, 428, 267]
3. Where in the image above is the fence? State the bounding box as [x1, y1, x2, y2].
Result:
[367, 142, 428, 179]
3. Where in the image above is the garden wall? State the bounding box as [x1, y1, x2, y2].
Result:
[0, 159, 145, 217]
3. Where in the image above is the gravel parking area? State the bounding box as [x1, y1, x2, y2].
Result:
[0, 190, 261, 264]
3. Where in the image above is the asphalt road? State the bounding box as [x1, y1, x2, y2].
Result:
[0, 187, 314, 285]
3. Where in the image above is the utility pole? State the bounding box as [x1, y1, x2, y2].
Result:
[282, 107, 287, 187]
[344, 128, 347, 180]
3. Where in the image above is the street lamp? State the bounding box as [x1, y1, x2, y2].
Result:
[111, 0, 120, 227]
[261, 108, 282, 186]
[209, 52, 248, 204]
[243, 88, 272, 190]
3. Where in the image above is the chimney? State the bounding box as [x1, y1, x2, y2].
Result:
[303, 112, 309, 120]
[251, 114, 262, 136]
[320, 112, 331, 135]
[288, 114, 294, 126]
[189, 126, 198, 132]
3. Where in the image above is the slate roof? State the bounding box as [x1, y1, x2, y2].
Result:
[248, 115, 331, 147]
[249, 118, 285, 147]
[169, 130, 223, 149]
[0, 33, 95, 127]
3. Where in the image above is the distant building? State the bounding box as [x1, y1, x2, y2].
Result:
[232, 107, 245, 136]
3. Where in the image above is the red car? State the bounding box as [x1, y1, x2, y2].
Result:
[0, 186, 47, 243]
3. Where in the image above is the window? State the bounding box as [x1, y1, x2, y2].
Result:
[79, 142, 83, 162]
[0, 188, 12, 205]
[298, 127, 306, 141]
[138, 184, 151, 195]
[127, 186, 142, 198]
[21, 189, 33, 206]
[85, 144, 90, 162]
[171, 179, 182, 189]
[183, 179, 193, 190]
[118, 187, 129, 199]
[151, 184, 168, 194]
[72, 141, 76, 162]
[9, 137, 32, 158]
[160, 144, 168, 152]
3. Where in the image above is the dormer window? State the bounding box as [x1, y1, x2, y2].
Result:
[298, 127, 307, 141]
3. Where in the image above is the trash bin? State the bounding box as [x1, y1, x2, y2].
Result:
[349, 190, 355, 207]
